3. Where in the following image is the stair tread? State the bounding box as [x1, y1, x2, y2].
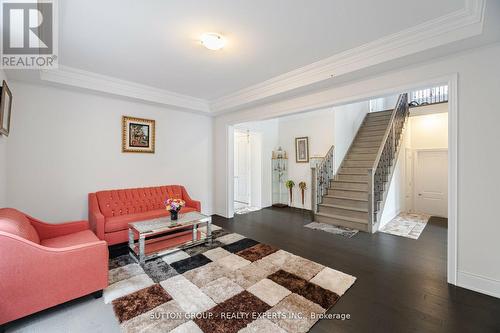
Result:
[314, 212, 368, 224]
[318, 203, 368, 212]
[332, 179, 368, 184]
[329, 187, 367, 193]
[325, 195, 368, 202]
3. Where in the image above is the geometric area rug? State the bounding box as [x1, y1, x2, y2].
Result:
[104, 227, 356, 333]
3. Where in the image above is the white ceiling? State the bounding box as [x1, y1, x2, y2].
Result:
[59, 0, 465, 100]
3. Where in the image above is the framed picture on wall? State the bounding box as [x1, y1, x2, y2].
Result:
[295, 137, 309, 163]
[122, 116, 155, 153]
[0, 80, 13, 136]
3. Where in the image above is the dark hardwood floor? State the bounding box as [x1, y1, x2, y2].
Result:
[213, 207, 500, 333]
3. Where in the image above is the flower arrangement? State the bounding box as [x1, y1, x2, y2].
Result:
[298, 181, 307, 207]
[165, 198, 185, 220]
[285, 180, 295, 206]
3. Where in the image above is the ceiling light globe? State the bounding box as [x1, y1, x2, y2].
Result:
[200, 33, 225, 51]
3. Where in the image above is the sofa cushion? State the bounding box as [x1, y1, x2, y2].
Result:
[41, 230, 99, 248]
[96, 186, 185, 218]
[0, 208, 40, 244]
[104, 207, 197, 233]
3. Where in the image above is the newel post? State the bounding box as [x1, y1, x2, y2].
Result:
[367, 168, 374, 233]
[311, 166, 317, 216]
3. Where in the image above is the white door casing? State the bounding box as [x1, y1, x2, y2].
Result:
[414, 149, 448, 217]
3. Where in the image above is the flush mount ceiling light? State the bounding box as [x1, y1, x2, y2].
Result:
[200, 33, 225, 50]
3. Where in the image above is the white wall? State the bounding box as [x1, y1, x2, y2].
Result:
[408, 106, 449, 149]
[379, 132, 408, 227]
[333, 101, 370, 173]
[0, 70, 7, 207]
[214, 43, 500, 297]
[369, 94, 399, 112]
[277, 108, 334, 209]
[6, 82, 214, 222]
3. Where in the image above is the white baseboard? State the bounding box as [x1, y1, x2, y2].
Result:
[457, 271, 500, 299]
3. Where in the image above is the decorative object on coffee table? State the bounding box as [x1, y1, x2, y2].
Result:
[285, 180, 295, 206]
[122, 116, 155, 153]
[0, 80, 13, 136]
[298, 181, 307, 207]
[165, 198, 185, 221]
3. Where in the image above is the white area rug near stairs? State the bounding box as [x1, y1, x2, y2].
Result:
[315, 110, 393, 232]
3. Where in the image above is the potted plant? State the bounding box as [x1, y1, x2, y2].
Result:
[285, 180, 295, 206]
[165, 198, 185, 221]
[298, 181, 307, 207]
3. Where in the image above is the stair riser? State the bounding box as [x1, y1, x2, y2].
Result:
[340, 167, 369, 175]
[335, 174, 368, 182]
[318, 205, 368, 220]
[346, 153, 376, 161]
[359, 129, 386, 137]
[353, 141, 381, 148]
[350, 147, 379, 154]
[343, 160, 373, 168]
[315, 214, 368, 232]
[368, 111, 392, 117]
[363, 121, 390, 128]
[330, 182, 368, 191]
[367, 115, 391, 121]
[356, 135, 383, 142]
[322, 197, 368, 209]
[329, 189, 368, 200]
[360, 124, 388, 131]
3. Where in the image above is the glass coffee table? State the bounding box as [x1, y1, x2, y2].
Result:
[128, 212, 212, 265]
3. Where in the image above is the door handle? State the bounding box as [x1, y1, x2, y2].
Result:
[418, 193, 422, 196]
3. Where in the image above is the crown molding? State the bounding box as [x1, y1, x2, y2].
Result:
[210, 0, 485, 114]
[39, 66, 210, 113]
[37, 1, 485, 116]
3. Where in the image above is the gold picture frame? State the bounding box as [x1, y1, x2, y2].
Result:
[122, 116, 155, 153]
[0, 80, 13, 136]
[295, 137, 309, 163]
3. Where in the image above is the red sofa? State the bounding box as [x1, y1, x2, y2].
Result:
[89, 185, 201, 245]
[0, 208, 108, 325]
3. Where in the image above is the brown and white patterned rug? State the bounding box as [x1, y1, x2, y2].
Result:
[104, 226, 356, 333]
[380, 212, 431, 239]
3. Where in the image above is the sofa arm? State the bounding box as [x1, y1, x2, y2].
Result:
[181, 186, 201, 212]
[0, 232, 108, 324]
[28, 216, 90, 240]
[89, 193, 106, 241]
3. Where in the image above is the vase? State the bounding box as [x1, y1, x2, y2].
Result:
[170, 210, 179, 220]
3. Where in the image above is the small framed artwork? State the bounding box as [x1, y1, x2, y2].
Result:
[0, 80, 13, 136]
[295, 137, 309, 163]
[122, 116, 155, 153]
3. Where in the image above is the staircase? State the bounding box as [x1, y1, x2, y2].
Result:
[312, 94, 409, 232]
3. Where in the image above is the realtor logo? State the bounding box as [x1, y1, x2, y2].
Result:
[1, 0, 58, 69]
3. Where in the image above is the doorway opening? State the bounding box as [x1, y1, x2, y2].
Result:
[379, 86, 449, 239]
[233, 129, 262, 215]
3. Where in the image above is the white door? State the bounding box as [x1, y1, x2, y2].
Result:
[414, 150, 448, 217]
[234, 135, 250, 204]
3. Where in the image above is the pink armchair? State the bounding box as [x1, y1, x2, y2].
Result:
[0, 208, 108, 326]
